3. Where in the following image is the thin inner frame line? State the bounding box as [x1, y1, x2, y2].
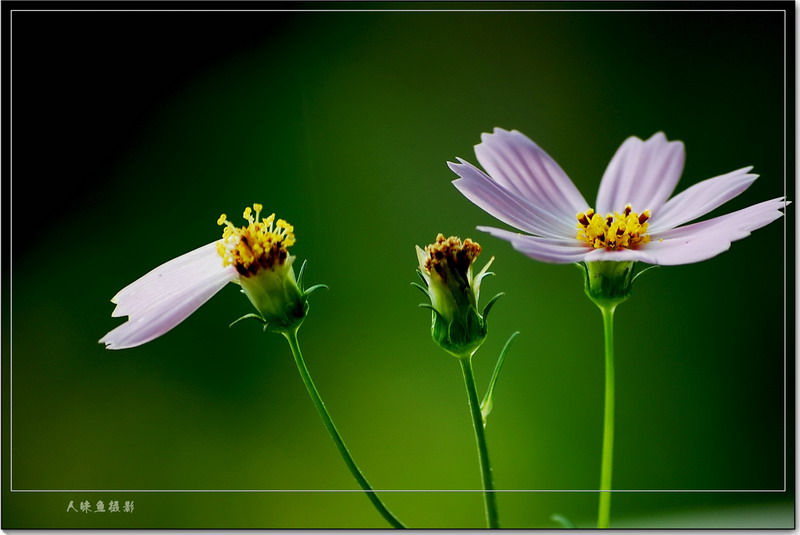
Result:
[7, 7, 789, 496]
[9, 488, 788, 493]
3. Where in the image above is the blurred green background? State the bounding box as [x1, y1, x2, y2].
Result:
[6, 4, 792, 529]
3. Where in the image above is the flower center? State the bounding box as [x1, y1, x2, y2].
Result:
[576, 204, 651, 250]
[216, 203, 296, 276]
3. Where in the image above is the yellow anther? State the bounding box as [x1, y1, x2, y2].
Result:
[216, 203, 296, 276]
[576, 205, 651, 251]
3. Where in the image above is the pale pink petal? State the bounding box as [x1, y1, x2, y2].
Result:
[652, 197, 787, 241]
[450, 159, 576, 238]
[627, 198, 787, 265]
[595, 133, 685, 215]
[631, 233, 743, 266]
[583, 248, 651, 263]
[647, 167, 759, 233]
[473, 128, 589, 220]
[477, 226, 590, 264]
[100, 242, 238, 350]
[453, 128, 785, 268]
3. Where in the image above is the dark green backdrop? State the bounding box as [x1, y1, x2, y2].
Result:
[5, 3, 793, 529]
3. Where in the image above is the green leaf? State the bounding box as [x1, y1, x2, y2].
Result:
[229, 313, 266, 328]
[415, 269, 428, 285]
[480, 331, 519, 426]
[550, 513, 576, 528]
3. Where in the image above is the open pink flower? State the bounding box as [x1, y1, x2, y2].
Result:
[449, 128, 786, 265]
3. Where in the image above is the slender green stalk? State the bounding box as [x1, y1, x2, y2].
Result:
[597, 304, 616, 529]
[283, 327, 407, 529]
[459, 355, 500, 528]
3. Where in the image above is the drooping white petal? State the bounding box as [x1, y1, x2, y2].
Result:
[110, 242, 225, 318]
[595, 132, 685, 215]
[647, 167, 759, 233]
[100, 242, 238, 350]
[450, 159, 576, 239]
[477, 226, 590, 264]
[473, 128, 589, 220]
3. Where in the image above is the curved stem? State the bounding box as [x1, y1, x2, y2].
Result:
[597, 305, 616, 529]
[459, 356, 500, 528]
[282, 328, 407, 529]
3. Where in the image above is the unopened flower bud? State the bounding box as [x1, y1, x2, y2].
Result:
[415, 234, 501, 358]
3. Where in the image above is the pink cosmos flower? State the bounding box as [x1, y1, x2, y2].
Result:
[100, 204, 307, 350]
[449, 129, 786, 265]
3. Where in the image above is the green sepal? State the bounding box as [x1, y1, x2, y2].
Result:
[410, 281, 429, 296]
[263, 322, 282, 334]
[238, 259, 326, 336]
[447, 313, 468, 347]
[580, 261, 635, 309]
[296, 259, 308, 289]
[632, 263, 660, 282]
[480, 331, 519, 427]
[550, 513, 577, 528]
[415, 269, 428, 285]
[482, 292, 505, 322]
[431, 305, 487, 359]
[303, 284, 329, 297]
[229, 313, 266, 328]
[475, 271, 495, 285]
[430, 307, 449, 345]
[268, 302, 310, 336]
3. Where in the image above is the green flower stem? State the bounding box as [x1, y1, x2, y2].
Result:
[597, 304, 616, 529]
[459, 355, 500, 528]
[282, 327, 407, 529]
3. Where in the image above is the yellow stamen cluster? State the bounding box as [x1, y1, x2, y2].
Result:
[576, 204, 651, 250]
[216, 203, 296, 276]
[423, 233, 481, 282]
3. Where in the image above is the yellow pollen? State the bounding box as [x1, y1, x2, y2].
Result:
[216, 203, 296, 276]
[576, 205, 651, 250]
